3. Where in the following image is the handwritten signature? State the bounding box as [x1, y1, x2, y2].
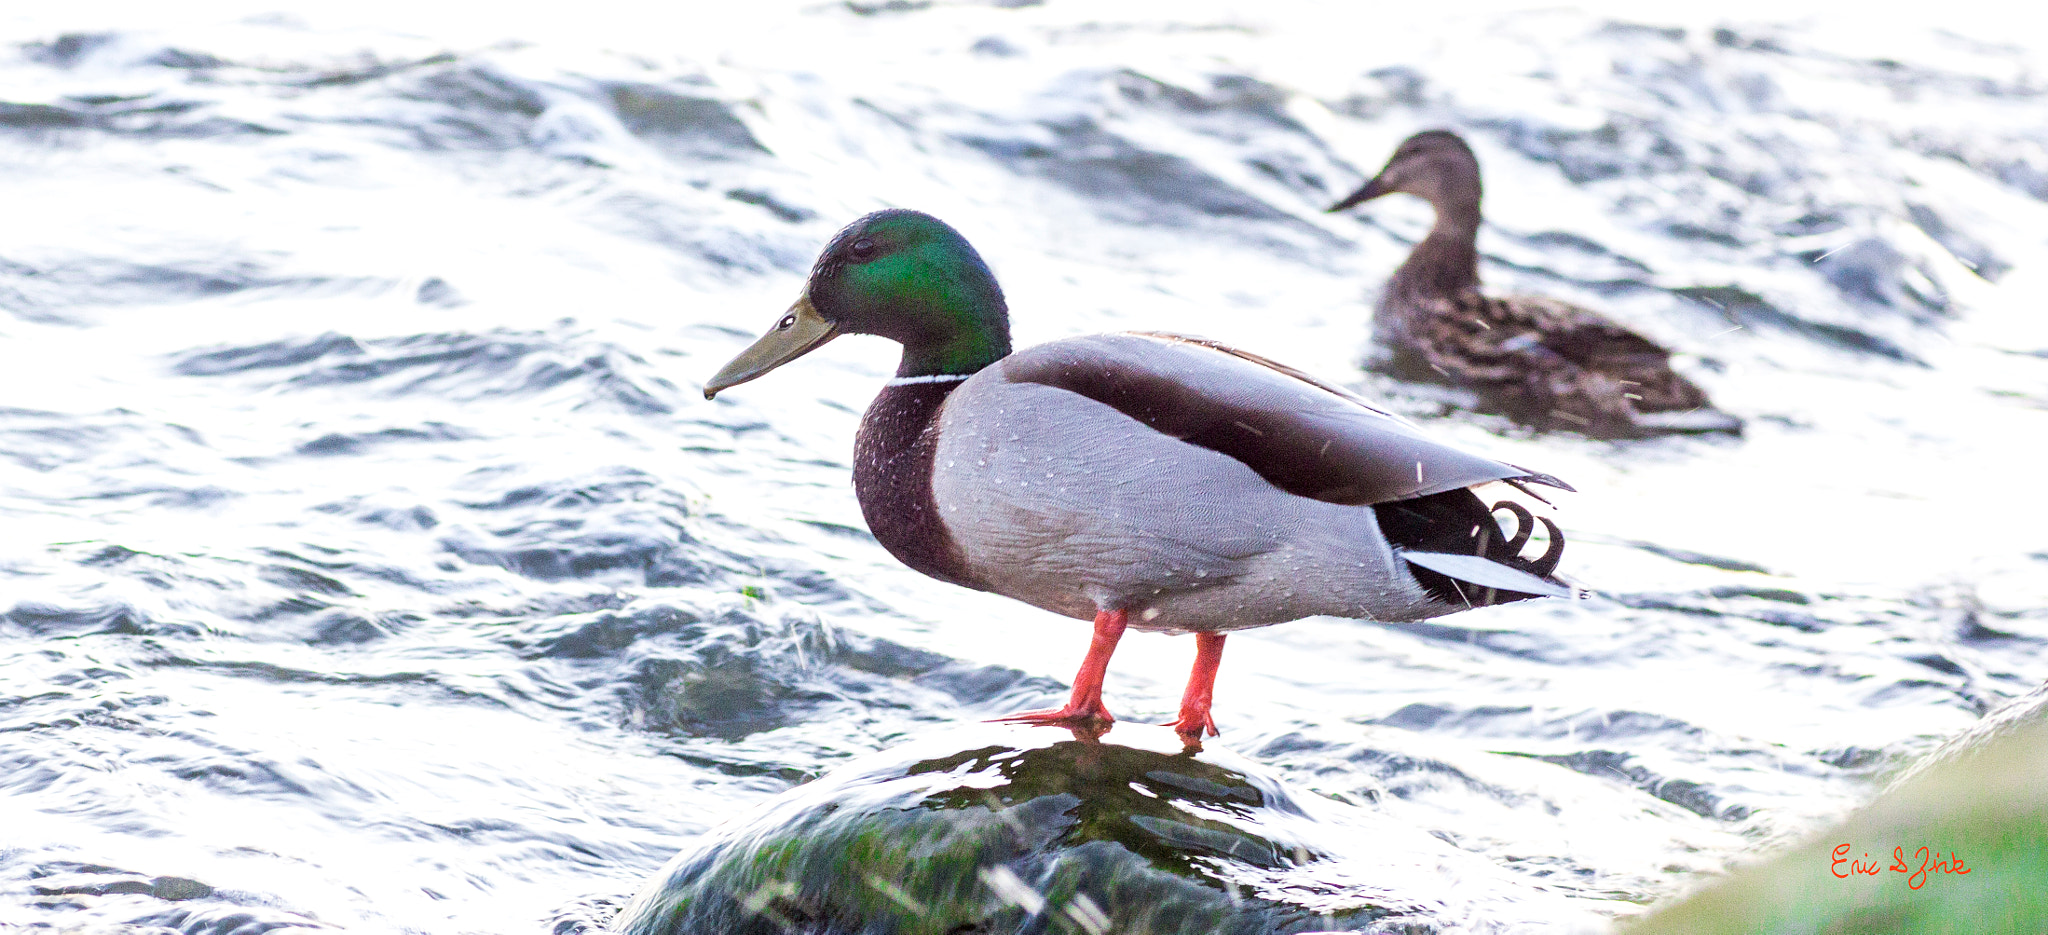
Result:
[1831, 844, 1971, 889]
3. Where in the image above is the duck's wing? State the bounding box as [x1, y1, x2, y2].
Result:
[995, 332, 1567, 506]
[1491, 295, 1678, 370]
[1493, 295, 1738, 428]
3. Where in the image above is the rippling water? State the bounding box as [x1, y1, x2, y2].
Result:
[4, 2, 2047, 931]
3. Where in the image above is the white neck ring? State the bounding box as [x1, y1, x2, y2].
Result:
[885, 373, 973, 387]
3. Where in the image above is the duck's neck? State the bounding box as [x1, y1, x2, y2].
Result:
[870, 255, 1013, 379]
[895, 331, 1008, 379]
[1392, 198, 1482, 299]
[842, 247, 1009, 586]
[852, 379, 983, 591]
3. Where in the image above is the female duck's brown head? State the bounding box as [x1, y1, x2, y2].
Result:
[1327, 130, 1483, 218]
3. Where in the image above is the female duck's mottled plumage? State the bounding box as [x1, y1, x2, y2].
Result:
[704, 209, 1575, 744]
[1330, 130, 1741, 438]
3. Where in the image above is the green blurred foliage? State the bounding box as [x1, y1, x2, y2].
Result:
[1626, 719, 2048, 935]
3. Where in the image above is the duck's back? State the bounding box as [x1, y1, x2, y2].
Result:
[1376, 285, 1735, 436]
[919, 332, 1557, 628]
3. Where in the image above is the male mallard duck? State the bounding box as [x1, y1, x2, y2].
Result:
[1328, 130, 1742, 438]
[704, 209, 1574, 743]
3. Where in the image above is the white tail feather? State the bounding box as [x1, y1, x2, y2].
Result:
[1400, 550, 1572, 598]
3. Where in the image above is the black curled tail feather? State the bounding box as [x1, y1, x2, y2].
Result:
[1489, 499, 1563, 576]
[1371, 488, 1566, 607]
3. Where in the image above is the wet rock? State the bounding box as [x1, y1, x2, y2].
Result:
[614, 724, 1582, 934]
[149, 876, 214, 900]
[28, 870, 212, 901]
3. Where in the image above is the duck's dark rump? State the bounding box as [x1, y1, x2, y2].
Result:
[1372, 488, 1564, 606]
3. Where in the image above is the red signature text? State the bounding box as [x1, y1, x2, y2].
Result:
[1831, 844, 1971, 889]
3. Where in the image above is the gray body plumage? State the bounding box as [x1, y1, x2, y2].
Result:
[926, 332, 1556, 633]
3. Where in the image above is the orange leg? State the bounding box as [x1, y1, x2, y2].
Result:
[1165, 632, 1225, 740]
[992, 609, 1126, 728]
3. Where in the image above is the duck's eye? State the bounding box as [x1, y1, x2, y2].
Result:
[849, 238, 876, 260]
[776, 313, 797, 331]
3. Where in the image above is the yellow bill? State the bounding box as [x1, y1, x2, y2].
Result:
[703, 293, 839, 399]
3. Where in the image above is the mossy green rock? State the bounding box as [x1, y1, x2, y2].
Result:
[1626, 705, 2048, 935]
[613, 724, 1573, 934]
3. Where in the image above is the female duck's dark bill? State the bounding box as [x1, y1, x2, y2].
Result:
[1326, 175, 1392, 213]
[703, 293, 839, 399]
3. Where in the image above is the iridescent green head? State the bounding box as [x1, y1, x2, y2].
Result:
[703, 210, 1012, 398]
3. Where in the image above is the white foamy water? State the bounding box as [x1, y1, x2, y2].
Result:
[3, 1, 2046, 931]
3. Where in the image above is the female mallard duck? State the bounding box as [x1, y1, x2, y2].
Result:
[1328, 130, 1742, 438]
[703, 209, 1574, 743]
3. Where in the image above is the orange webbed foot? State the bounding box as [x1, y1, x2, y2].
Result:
[1163, 709, 1219, 743]
[991, 702, 1115, 731]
